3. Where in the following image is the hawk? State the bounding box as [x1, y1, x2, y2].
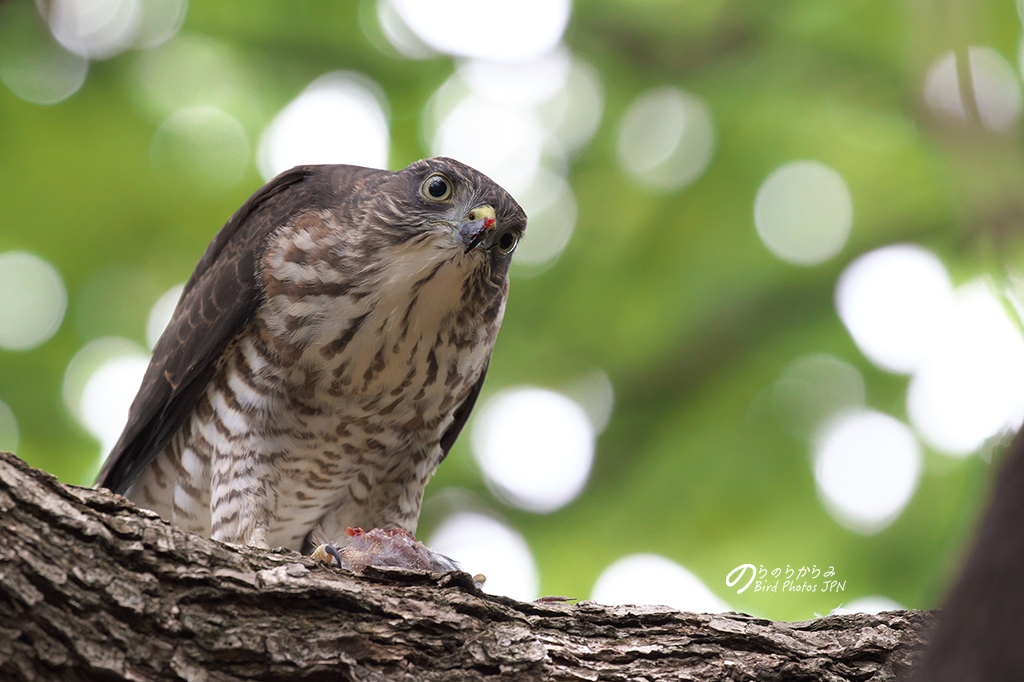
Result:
[95, 157, 526, 555]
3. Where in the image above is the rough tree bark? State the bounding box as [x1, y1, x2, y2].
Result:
[0, 450, 932, 681]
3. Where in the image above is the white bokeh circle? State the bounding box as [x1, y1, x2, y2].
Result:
[391, 0, 570, 63]
[754, 161, 853, 266]
[427, 512, 539, 600]
[772, 354, 866, 441]
[592, 554, 730, 613]
[258, 72, 390, 180]
[64, 337, 150, 456]
[832, 596, 905, 615]
[924, 47, 1022, 133]
[146, 283, 184, 349]
[0, 252, 68, 351]
[835, 244, 953, 375]
[813, 410, 922, 534]
[617, 87, 715, 192]
[470, 387, 595, 513]
[151, 106, 249, 191]
[907, 280, 1024, 456]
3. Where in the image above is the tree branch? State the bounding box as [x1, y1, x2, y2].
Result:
[0, 450, 932, 681]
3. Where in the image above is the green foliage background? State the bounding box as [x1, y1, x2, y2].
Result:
[2, 0, 1022, 620]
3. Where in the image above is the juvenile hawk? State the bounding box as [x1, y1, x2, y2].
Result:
[96, 157, 526, 553]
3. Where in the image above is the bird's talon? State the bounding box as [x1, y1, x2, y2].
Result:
[311, 543, 342, 566]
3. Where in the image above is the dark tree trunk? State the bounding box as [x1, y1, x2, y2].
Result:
[909, 428, 1024, 682]
[0, 450, 932, 681]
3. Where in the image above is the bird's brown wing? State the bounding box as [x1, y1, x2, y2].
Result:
[438, 360, 488, 463]
[96, 165, 367, 494]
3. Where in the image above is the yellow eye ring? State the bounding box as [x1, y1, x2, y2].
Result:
[495, 230, 518, 255]
[420, 173, 453, 202]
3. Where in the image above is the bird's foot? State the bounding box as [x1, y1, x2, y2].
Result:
[311, 526, 466, 575]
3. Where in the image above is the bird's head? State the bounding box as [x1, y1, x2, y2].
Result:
[360, 157, 527, 273]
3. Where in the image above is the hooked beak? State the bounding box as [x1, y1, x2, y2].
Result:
[457, 205, 497, 253]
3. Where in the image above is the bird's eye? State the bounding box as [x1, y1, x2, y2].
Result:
[496, 230, 518, 255]
[420, 173, 453, 201]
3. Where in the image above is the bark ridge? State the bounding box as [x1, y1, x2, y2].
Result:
[0, 451, 932, 681]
